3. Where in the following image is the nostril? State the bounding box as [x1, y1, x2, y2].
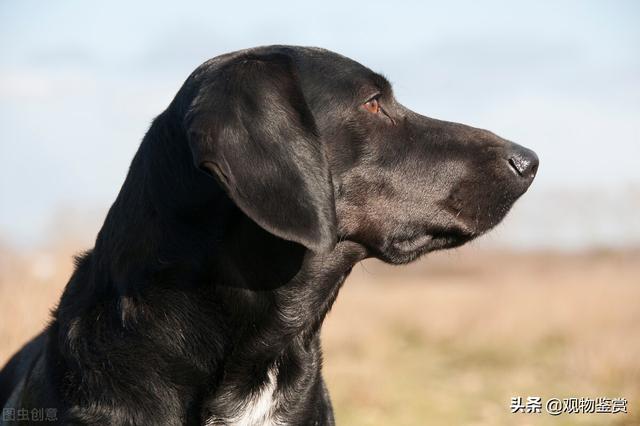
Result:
[508, 150, 538, 180]
[505, 143, 539, 183]
[508, 156, 528, 177]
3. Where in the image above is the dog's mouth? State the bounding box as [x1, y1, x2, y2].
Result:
[392, 229, 472, 252]
[376, 227, 475, 264]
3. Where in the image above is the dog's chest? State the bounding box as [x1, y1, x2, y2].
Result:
[204, 368, 280, 426]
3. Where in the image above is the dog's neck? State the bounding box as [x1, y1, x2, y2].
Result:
[54, 110, 367, 423]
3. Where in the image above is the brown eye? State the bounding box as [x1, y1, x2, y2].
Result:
[363, 98, 380, 114]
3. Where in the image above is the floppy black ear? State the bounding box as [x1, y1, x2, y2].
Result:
[185, 53, 337, 252]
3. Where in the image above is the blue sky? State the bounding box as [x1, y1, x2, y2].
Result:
[1, 1, 639, 248]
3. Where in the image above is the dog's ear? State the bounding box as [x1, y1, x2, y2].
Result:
[184, 53, 337, 253]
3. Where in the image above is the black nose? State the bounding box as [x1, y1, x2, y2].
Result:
[507, 145, 539, 181]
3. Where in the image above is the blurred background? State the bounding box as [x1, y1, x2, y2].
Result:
[1, 1, 638, 424]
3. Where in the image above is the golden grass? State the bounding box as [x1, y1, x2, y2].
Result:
[1, 241, 638, 425]
[323, 249, 640, 425]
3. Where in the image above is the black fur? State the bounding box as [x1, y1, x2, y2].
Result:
[0, 45, 538, 425]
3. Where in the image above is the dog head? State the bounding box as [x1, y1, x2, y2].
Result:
[182, 46, 538, 264]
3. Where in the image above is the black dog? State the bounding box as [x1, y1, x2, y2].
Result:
[0, 45, 538, 425]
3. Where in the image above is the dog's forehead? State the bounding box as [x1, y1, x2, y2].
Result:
[286, 46, 389, 105]
[295, 47, 378, 82]
[294, 47, 367, 72]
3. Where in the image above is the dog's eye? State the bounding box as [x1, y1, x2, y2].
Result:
[363, 98, 380, 114]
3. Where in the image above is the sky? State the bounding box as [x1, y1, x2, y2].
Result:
[1, 1, 639, 249]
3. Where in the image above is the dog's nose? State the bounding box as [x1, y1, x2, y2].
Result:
[507, 144, 539, 181]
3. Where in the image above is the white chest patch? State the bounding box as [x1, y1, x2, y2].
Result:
[207, 367, 280, 426]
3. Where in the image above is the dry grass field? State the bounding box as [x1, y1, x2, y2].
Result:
[1, 240, 638, 425]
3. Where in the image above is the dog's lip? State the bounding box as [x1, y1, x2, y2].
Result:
[391, 233, 435, 252]
[390, 227, 474, 253]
